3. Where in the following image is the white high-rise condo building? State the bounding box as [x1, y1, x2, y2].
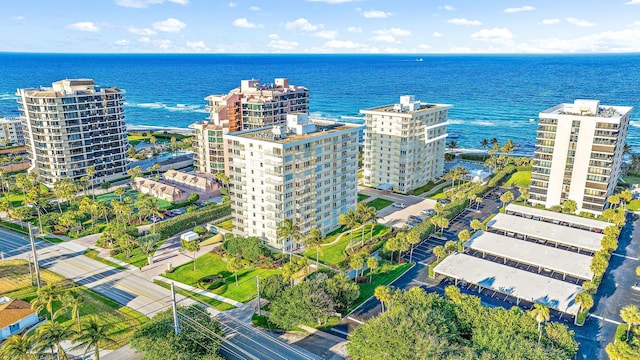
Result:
[361, 95, 451, 194]
[529, 99, 632, 215]
[0, 118, 25, 146]
[192, 78, 309, 175]
[17, 79, 129, 187]
[225, 114, 363, 251]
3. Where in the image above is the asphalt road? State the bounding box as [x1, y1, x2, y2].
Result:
[0, 227, 53, 259]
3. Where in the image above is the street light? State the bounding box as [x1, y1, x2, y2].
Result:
[28, 224, 41, 289]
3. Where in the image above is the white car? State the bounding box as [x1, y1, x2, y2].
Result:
[392, 202, 406, 208]
[632, 283, 640, 291]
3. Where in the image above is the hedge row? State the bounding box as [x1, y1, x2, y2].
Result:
[487, 164, 517, 187]
[155, 204, 231, 238]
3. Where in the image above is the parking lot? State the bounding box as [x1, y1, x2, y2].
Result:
[402, 235, 447, 264]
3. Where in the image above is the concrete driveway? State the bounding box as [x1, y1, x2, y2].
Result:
[377, 198, 437, 229]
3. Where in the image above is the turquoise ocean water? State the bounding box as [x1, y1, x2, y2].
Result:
[1, 53, 638, 154]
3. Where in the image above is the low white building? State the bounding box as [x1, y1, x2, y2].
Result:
[0, 296, 40, 340]
[0, 118, 24, 146]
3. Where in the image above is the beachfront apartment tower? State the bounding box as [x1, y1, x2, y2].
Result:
[191, 78, 309, 175]
[224, 113, 363, 251]
[529, 99, 632, 215]
[0, 118, 25, 146]
[16, 79, 129, 187]
[361, 95, 451, 194]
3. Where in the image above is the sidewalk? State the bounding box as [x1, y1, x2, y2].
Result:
[153, 276, 242, 308]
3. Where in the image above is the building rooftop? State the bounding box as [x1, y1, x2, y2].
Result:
[17, 79, 123, 98]
[227, 120, 363, 145]
[465, 231, 594, 280]
[0, 297, 36, 329]
[360, 95, 452, 115]
[505, 203, 611, 231]
[540, 99, 632, 119]
[487, 213, 603, 252]
[434, 253, 583, 315]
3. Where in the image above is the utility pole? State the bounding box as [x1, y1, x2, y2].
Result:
[27, 253, 33, 286]
[28, 225, 41, 289]
[256, 275, 261, 316]
[171, 282, 180, 335]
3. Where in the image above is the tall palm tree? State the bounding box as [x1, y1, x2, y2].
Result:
[338, 209, 360, 247]
[0, 334, 37, 360]
[281, 261, 297, 286]
[620, 305, 640, 340]
[480, 138, 489, 151]
[374, 286, 393, 313]
[72, 316, 116, 360]
[490, 137, 499, 146]
[36, 320, 75, 360]
[357, 203, 378, 245]
[529, 304, 550, 344]
[406, 232, 421, 263]
[574, 291, 594, 315]
[433, 245, 446, 260]
[226, 257, 242, 286]
[181, 239, 201, 271]
[446, 140, 458, 151]
[58, 288, 84, 332]
[349, 252, 366, 280]
[31, 284, 60, 320]
[303, 228, 325, 269]
[276, 218, 304, 261]
[86, 166, 96, 200]
[367, 256, 378, 283]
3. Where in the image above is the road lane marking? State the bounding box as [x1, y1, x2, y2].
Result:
[611, 253, 639, 261]
[347, 316, 364, 324]
[588, 314, 621, 325]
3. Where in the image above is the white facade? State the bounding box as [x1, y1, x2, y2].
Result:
[0, 118, 24, 146]
[530, 100, 632, 215]
[17, 79, 129, 187]
[361, 95, 451, 194]
[225, 114, 363, 250]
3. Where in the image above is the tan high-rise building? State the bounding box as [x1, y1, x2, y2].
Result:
[225, 114, 363, 251]
[17, 79, 129, 187]
[361, 95, 451, 194]
[529, 100, 632, 215]
[192, 78, 309, 175]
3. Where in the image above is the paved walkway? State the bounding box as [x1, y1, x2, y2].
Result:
[420, 180, 453, 198]
[154, 276, 243, 308]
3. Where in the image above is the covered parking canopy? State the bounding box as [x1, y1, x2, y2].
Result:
[487, 213, 602, 253]
[434, 253, 582, 315]
[464, 231, 594, 280]
[505, 204, 610, 232]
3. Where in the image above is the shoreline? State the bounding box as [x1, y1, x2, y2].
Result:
[127, 124, 194, 135]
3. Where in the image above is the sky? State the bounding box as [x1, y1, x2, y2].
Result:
[2, 0, 640, 53]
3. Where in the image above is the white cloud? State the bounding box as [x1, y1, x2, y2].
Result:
[433, 32, 443, 37]
[566, 17, 595, 27]
[307, 0, 354, 3]
[128, 27, 157, 35]
[66, 22, 100, 32]
[625, 0, 640, 4]
[541, 19, 561, 25]
[232, 18, 263, 28]
[371, 34, 397, 43]
[154, 39, 172, 50]
[440, 5, 455, 11]
[115, 0, 188, 8]
[449, 46, 472, 53]
[228, 2, 237, 7]
[12, 16, 25, 20]
[516, 27, 640, 53]
[138, 37, 151, 43]
[448, 18, 482, 26]
[186, 40, 209, 51]
[249, 6, 260, 11]
[419, 44, 431, 49]
[504, 5, 535, 13]
[347, 26, 362, 33]
[267, 34, 298, 50]
[363, 10, 392, 18]
[314, 30, 338, 39]
[115, 39, 130, 46]
[285, 18, 322, 31]
[153, 18, 186, 32]
[471, 27, 514, 41]
[371, 28, 411, 43]
[324, 40, 362, 49]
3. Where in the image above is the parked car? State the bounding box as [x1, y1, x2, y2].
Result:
[173, 208, 186, 215]
[148, 215, 164, 223]
[633, 283, 640, 291]
[392, 202, 406, 208]
[163, 211, 174, 218]
[438, 199, 451, 205]
[421, 209, 436, 216]
[403, 222, 415, 229]
[409, 215, 424, 223]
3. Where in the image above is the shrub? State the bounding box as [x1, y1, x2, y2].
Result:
[193, 225, 208, 235]
[188, 193, 200, 203]
[615, 323, 627, 342]
[197, 275, 225, 290]
[155, 204, 231, 239]
[487, 164, 517, 187]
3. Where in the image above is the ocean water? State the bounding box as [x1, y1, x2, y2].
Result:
[1, 53, 639, 154]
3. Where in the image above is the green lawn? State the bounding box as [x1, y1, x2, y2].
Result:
[304, 224, 392, 267]
[113, 247, 153, 268]
[163, 253, 281, 303]
[349, 262, 413, 313]
[357, 193, 370, 202]
[5, 192, 26, 207]
[153, 279, 236, 311]
[628, 199, 640, 212]
[367, 198, 393, 211]
[213, 218, 233, 231]
[84, 249, 128, 270]
[0, 260, 147, 349]
[411, 179, 447, 196]
[96, 188, 172, 209]
[504, 170, 531, 188]
[621, 175, 640, 185]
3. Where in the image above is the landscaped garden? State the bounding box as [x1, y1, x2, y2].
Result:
[367, 198, 393, 211]
[212, 218, 233, 231]
[504, 170, 531, 188]
[96, 188, 172, 209]
[0, 260, 147, 348]
[411, 179, 447, 196]
[357, 193, 370, 202]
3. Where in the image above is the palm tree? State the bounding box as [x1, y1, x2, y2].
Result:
[36, 320, 75, 360]
[406, 232, 421, 263]
[226, 257, 242, 286]
[113, 187, 126, 203]
[349, 253, 366, 280]
[0, 334, 37, 360]
[281, 261, 297, 286]
[86, 166, 96, 200]
[620, 305, 640, 339]
[357, 203, 378, 245]
[72, 316, 116, 360]
[480, 138, 490, 151]
[499, 191, 514, 209]
[181, 239, 201, 271]
[444, 285, 462, 303]
[467, 193, 478, 210]
[457, 230, 471, 248]
[433, 245, 446, 260]
[374, 286, 393, 313]
[338, 209, 360, 247]
[529, 304, 550, 344]
[93, 201, 110, 224]
[490, 137, 499, 146]
[446, 140, 458, 151]
[608, 194, 621, 209]
[444, 240, 457, 254]
[303, 228, 325, 269]
[31, 284, 60, 320]
[367, 256, 378, 283]
[58, 288, 84, 332]
[152, 162, 161, 177]
[574, 291, 594, 315]
[619, 189, 633, 210]
[276, 218, 304, 261]
[470, 219, 484, 232]
[127, 165, 143, 184]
